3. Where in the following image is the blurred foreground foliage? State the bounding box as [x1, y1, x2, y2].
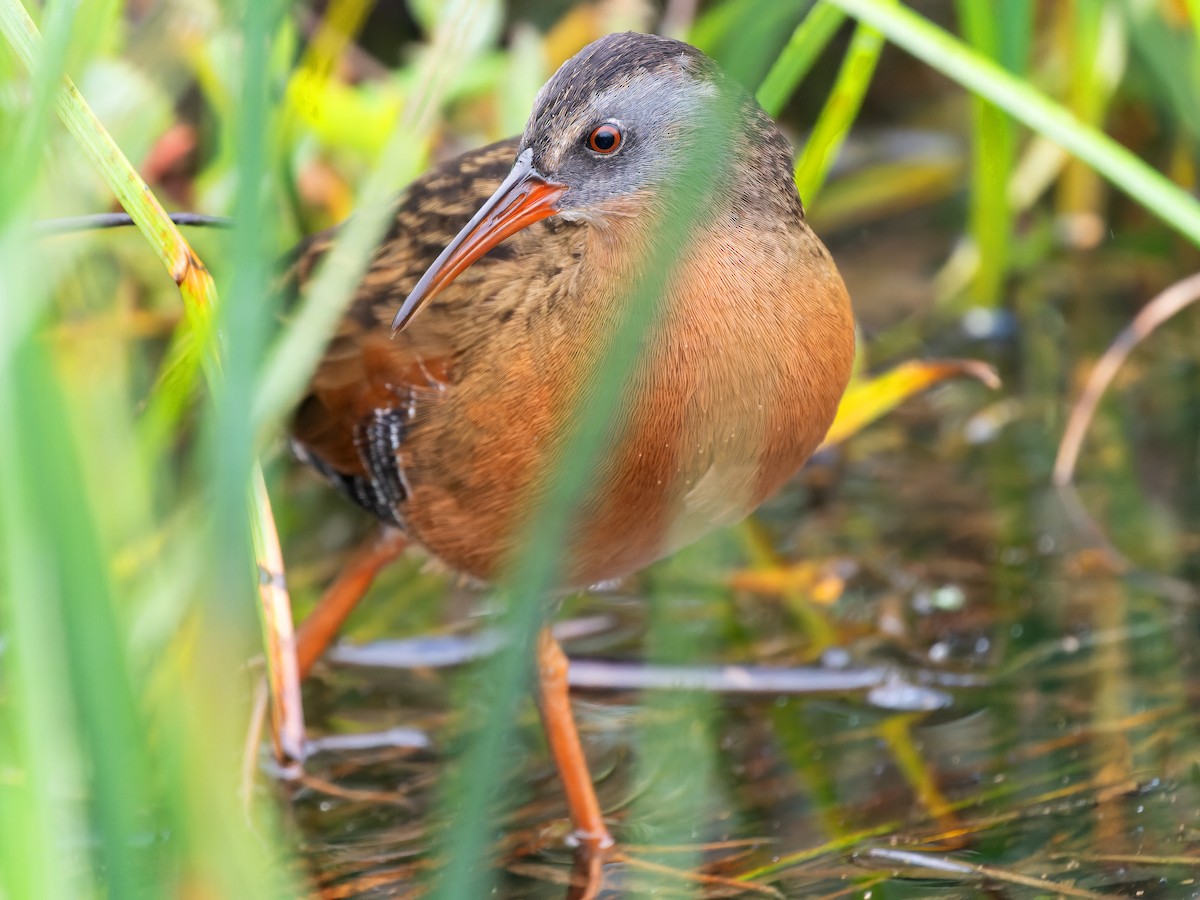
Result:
[1, 0, 1198, 897]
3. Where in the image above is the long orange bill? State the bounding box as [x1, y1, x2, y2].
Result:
[391, 147, 567, 334]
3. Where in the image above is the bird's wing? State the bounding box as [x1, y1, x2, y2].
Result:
[288, 137, 521, 520]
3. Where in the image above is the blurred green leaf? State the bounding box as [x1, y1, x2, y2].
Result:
[956, 0, 1030, 306]
[823, 0, 1200, 246]
[756, 2, 847, 117]
[409, 0, 504, 56]
[1124, 0, 1200, 138]
[691, 0, 809, 90]
[793, 2, 891, 204]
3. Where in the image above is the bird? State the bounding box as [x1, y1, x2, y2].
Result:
[287, 31, 856, 854]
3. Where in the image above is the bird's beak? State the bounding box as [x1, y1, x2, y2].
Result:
[391, 148, 567, 334]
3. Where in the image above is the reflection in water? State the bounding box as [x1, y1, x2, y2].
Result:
[289, 242, 1200, 897]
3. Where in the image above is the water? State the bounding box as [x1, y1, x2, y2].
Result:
[286, 214, 1200, 898]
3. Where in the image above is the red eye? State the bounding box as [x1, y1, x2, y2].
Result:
[587, 123, 622, 154]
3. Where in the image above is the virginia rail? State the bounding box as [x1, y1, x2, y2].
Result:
[289, 32, 855, 851]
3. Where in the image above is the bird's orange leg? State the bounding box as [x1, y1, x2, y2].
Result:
[296, 527, 408, 679]
[535, 625, 614, 854]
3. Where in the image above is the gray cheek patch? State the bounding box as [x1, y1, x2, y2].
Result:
[529, 70, 714, 175]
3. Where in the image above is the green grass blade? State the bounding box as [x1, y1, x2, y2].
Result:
[793, 3, 892, 204]
[1055, 1, 1121, 241]
[690, 0, 811, 89]
[0, 0, 220, 443]
[955, 0, 1030, 306]
[821, 0, 1200, 246]
[1, 0, 299, 894]
[0, 0, 210, 296]
[0, 246, 78, 900]
[755, 2, 847, 117]
[0, 1, 143, 894]
[252, 0, 500, 435]
[430, 85, 746, 900]
[0, 0, 74, 352]
[208, 0, 281, 624]
[1123, 0, 1200, 139]
[3, 329, 155, 898]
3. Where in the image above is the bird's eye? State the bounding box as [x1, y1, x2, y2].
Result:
[586, 123, 623, 155]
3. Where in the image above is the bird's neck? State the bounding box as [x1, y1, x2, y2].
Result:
[491, 177, 852, 583]
[571, 176, 796, 326]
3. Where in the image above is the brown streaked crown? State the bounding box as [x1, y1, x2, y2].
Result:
[514, 32, 805, 226]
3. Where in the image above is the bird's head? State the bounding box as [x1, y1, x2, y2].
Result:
[393, 32, 775, 333]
